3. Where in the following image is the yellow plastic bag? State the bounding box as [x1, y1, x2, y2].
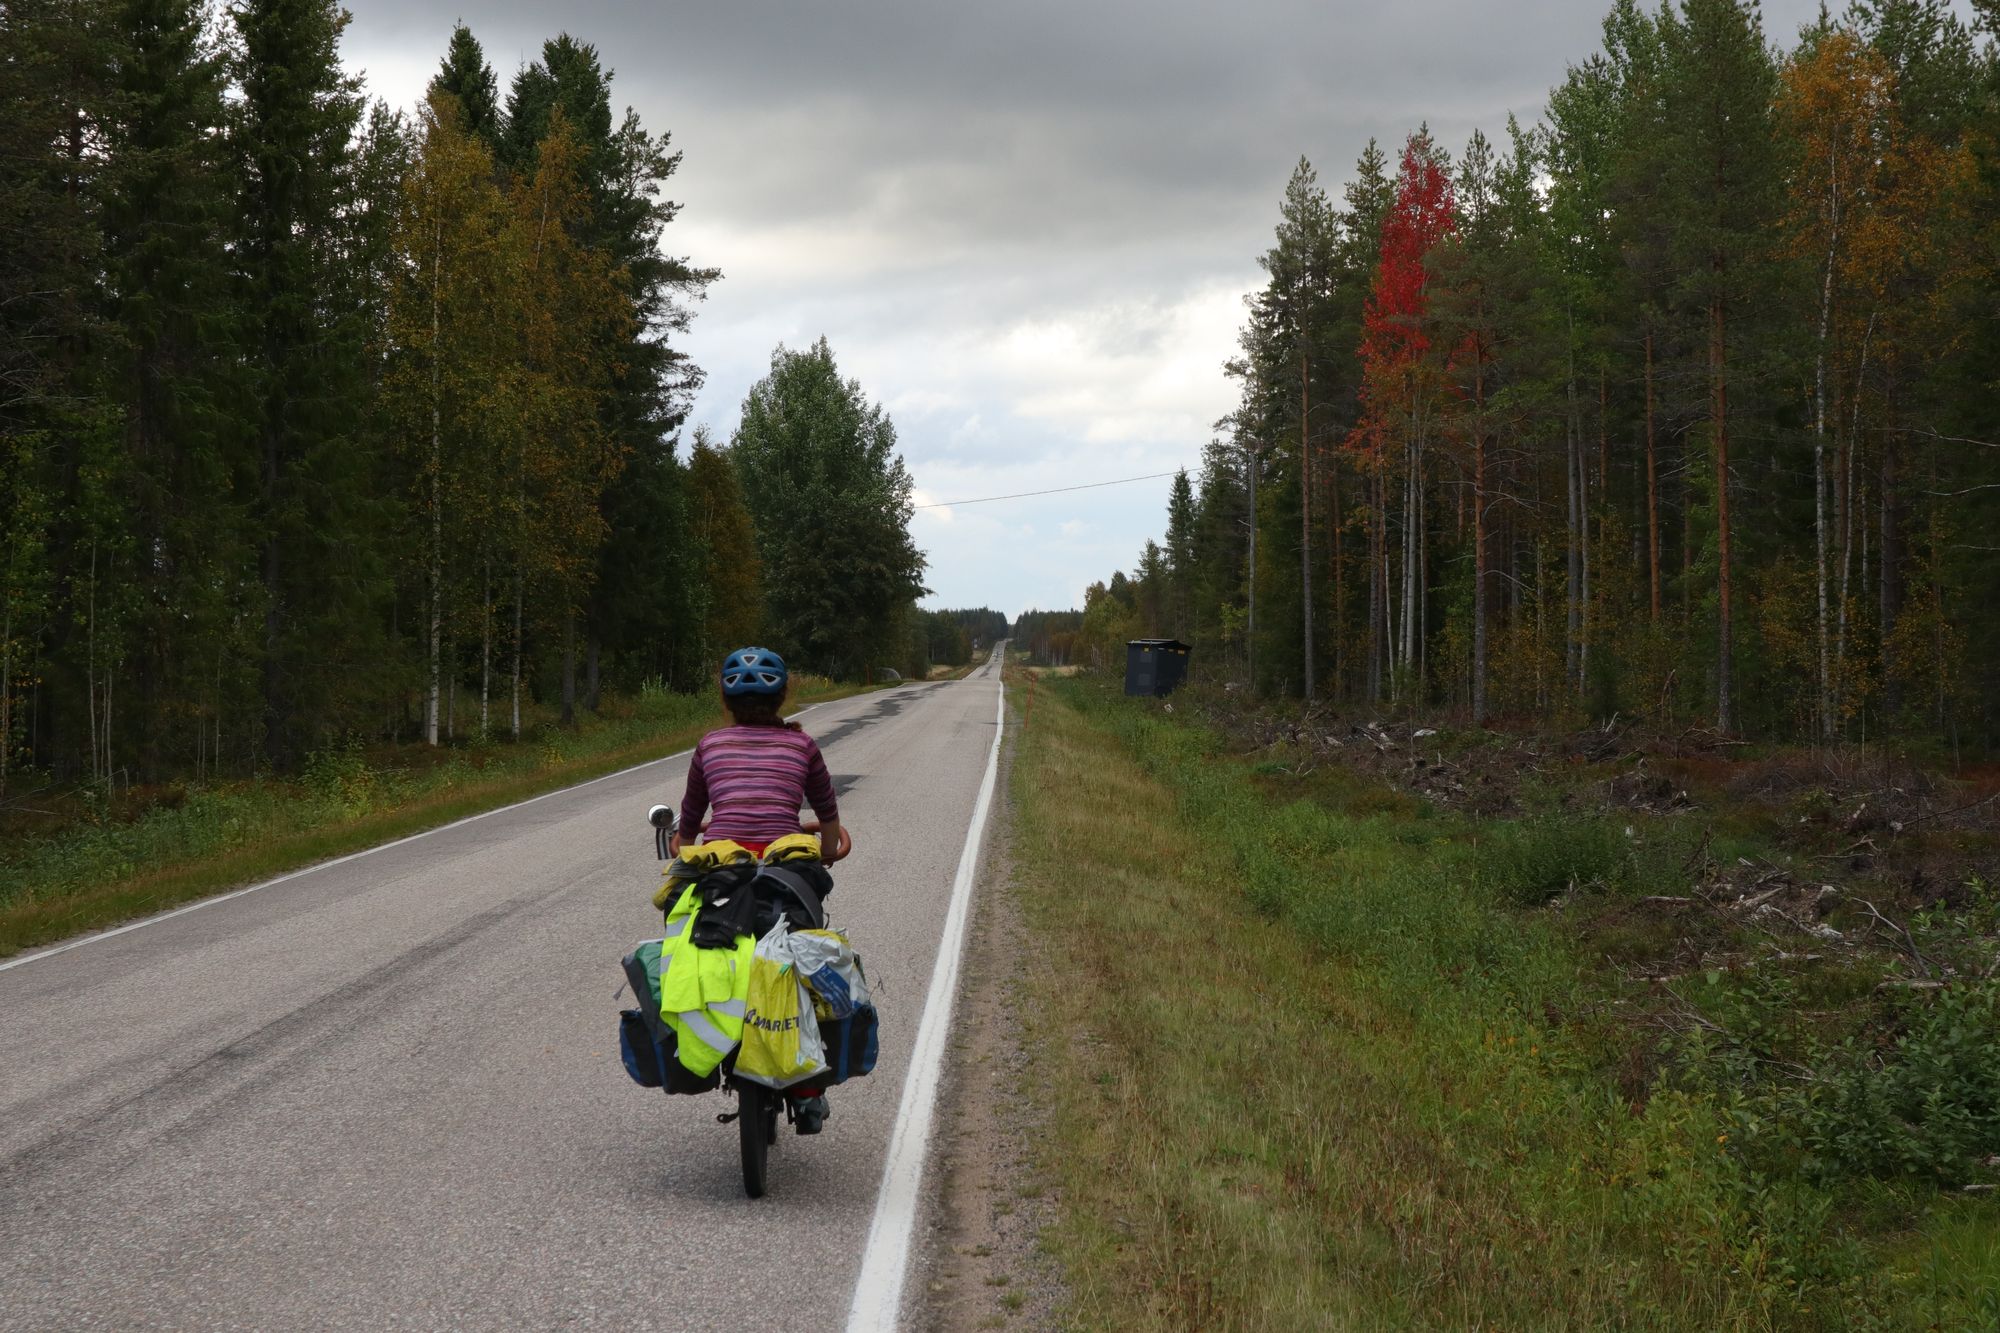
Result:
[734, 922, 828, 1088]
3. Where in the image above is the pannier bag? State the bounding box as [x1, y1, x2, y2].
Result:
[813, 1002, 880, 1087]
[791, 928, 878, 1087]
[619, 1008, 664, 1087]
[618, 939, 721, 1095]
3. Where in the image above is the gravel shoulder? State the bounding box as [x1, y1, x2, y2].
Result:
[913, 699, 1068, 1333]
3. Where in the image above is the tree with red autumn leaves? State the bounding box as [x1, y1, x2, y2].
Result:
[1346, 131, 1456, 703]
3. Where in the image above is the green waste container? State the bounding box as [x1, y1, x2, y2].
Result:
[1124, 639, 1191, 697]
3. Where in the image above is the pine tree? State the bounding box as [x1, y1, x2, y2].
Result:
[1546, 53, 1621, 703]
[1434, 130, 1503, 724]
[1604, 0, 1675, 628]
[1260, 159, 1339, 699]
[1658, 0, 1780, 734]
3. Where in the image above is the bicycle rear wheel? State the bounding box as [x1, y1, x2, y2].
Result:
[737, 1083, 773, 1198]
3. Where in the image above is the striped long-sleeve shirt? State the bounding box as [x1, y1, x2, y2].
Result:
[679, 723, 839, 845]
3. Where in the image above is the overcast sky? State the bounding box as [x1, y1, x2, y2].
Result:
[340, 0, 1919, 620]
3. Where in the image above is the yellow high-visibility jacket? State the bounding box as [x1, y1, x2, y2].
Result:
[658, 883, 753, 1077]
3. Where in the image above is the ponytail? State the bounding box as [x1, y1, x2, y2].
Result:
[723, 691, 793, 728]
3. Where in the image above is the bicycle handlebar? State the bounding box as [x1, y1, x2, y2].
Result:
[797, 819, 853, 862]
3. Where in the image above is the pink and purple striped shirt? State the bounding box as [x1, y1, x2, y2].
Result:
[679, 723, 839, 845]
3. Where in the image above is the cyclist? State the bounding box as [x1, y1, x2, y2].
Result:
[670, 646, 843, 1133]
[671, 646, 845, 861]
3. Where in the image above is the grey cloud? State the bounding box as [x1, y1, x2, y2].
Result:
[340, 0, 1931, 614]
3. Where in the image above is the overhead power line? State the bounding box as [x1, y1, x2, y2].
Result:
[914, 469, 1180, 510]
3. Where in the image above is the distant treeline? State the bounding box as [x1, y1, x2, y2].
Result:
[0, 8, 928, 793]
[917, 608, 1009, 670]
[1013, 610, 1086, 666]
[1077, 0, 2000, 747]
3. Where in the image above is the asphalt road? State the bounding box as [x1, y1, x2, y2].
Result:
[0, 650, 1005, 1330]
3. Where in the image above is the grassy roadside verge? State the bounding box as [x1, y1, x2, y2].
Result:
[0, 681, 872, 958]
[1009, 676, 1999, 1330]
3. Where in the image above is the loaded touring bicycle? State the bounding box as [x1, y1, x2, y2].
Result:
[618, 804, 879, 1198]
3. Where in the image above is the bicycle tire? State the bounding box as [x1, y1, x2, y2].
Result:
[738, 1083, 771, 1198]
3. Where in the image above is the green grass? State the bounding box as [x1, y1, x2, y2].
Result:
[1008, 677, 2000, 1331]
[0, 679, 872, 957]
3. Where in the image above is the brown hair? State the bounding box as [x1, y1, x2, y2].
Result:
[723, 690, 799, 729]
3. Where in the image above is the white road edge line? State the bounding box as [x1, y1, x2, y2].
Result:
[0, 701, 836, 976]
[846, 650, 1006, 1332]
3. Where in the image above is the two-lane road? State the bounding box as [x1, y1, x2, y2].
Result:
[0, 650, 1005, 1329]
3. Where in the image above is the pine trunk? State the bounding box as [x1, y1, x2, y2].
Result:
[561, 613, 576, 727]
[1363, 471, 1374, 698]
[1565, 400, 1581, 692]
[511, 566, 523, 742]
[1598, 368, 1609, 510]
[1400, 443, 1415, 690]
[481, 554, 491, 738]
[1300, 358, 1314, 701]
[87, 542, 98, 784]
[1245, 444, 1258, 689]
[0, 597, 11, 798]
[1415, 430, 1427, 696]
[1472, 364, 1488, 727]
[1646, 330, 1661, 622]
[1880, 430, 1902, 716]
[426, 222, 442, 747]
[1712, 295, 1733, 734]
[1331, 451, 1344, 699]
[1579, 407, 1591, 699]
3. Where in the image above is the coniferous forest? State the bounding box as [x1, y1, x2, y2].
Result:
[0, 6, 948, 794]
[1082, 0, 2000, 751]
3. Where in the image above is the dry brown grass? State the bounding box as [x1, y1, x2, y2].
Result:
[1003, 683, 2000, 1331]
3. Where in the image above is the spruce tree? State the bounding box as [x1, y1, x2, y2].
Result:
[98, 0, 247, 779]
[500, 36, 716, 709]
[1189, 440, 1249, 672]
[232, 0, 378, 766]
[0, 0, 107, 787]
[1164, 468, 1196, 640]
[429, 24, 503, 148]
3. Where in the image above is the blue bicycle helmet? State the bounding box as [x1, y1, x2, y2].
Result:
[720, 646, 788, 697]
